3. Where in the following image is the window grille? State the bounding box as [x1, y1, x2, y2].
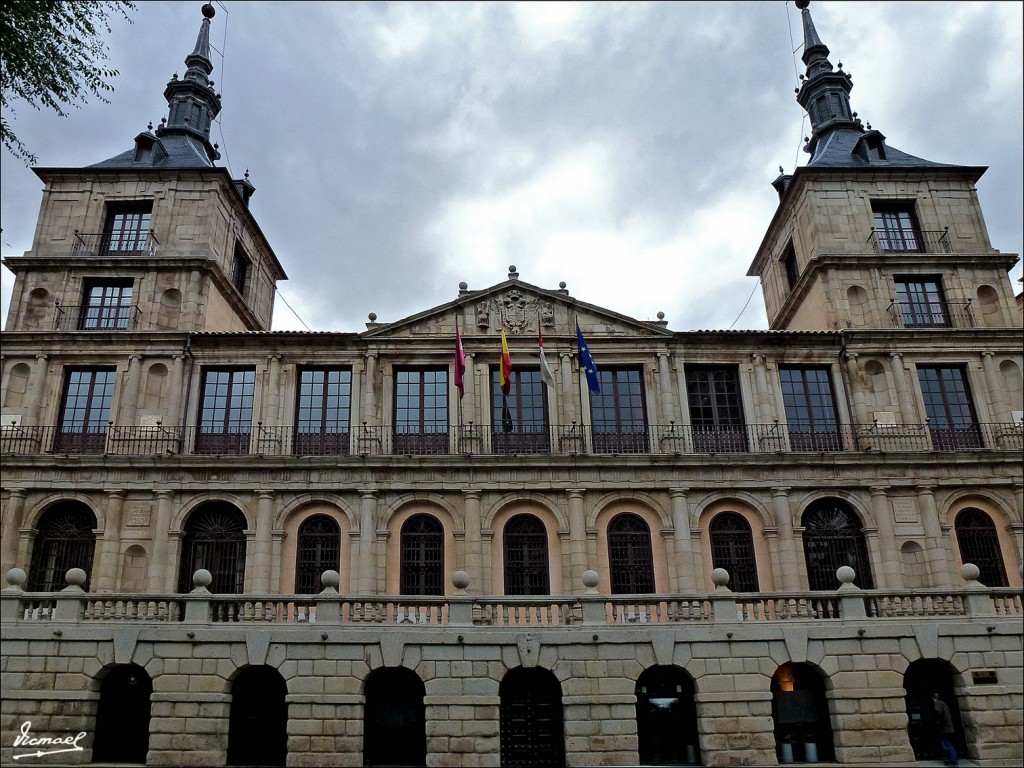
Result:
[801, 501, 874, 590]
[400, 514, 444, 596]
[27, 504, 97, 591]
[503, 515, 550, 595]
[178, 504, 247, 593]
[955, 509, 1008, 587]
[608, 513, 655, 594]
[294, 515, 341, 594]
[709, 512, 759, 592]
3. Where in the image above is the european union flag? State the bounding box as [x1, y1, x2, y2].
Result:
[576, 322, 601, 395]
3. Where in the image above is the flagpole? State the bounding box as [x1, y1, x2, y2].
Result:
[574, 314, 584, 430]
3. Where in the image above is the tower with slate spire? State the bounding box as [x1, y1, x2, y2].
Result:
[749, 0, 1019, 333]
[2, 3, 285, 335]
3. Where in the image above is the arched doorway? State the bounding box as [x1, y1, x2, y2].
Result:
[227, 666, 287, 766]
[608, 513, 655, 594]
[904, 660, 966, 760]
[709, 511, 759, 592]
[92, 664, 152, 763]
[28, 502, 97, 591]
[770, 663, 835, 763]
[801, 500, 874, 590]
[954, 508, 1008, 587]
[500, 667, 564, 768]
[363, 667, 427, 766]
[177, 502, 247, 593]
[294, 514, 341, 594]
[400, 514, 444, 595]
[635, 666, 700, 765]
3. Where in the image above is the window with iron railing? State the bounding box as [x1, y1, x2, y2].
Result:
[591, 367, 648, 453]
[917, 366, 982, 450]
[872, 202, 921, 252]
[80, 279, 135, 330]
[103, 203, 152, 255]
[686, 366, 748, 452]
[295, 368, 351, 455]
[490, 368, 550, 453]
[55, 368, 115, 453]
[196, 368, 255, 454]
[894, 276, 949, 327]
[779, 367, 843, 451]
[394, 368, 449, 455]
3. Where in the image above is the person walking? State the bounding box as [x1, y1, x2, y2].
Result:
[932, 692, 959, 767]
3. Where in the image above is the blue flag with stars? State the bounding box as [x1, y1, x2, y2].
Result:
[576, 322, 601, 395]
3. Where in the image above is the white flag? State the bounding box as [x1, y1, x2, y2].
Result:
[539, 325, 555, 387]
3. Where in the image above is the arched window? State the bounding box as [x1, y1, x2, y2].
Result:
[178, 503, 247, 593]
[607, 513, 655, 594]
[955, 509, 1008, 587]
[801, 500, 874, 590]
[294, 515, 340, 594]
[503, 515, 550, 595]
[771, 663, 835, 763]
[401, 514, 444, 596]
[709, 512, 759, 592]
[635, 666, 700, 765]
[92, 665, 152, 763]
[228, 667, 287, 767]
[500, 667, 564, 768]
[28, 502, 97, 591]
[364, 667, 427, 766]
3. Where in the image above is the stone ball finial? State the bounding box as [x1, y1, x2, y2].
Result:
[65, 568, 87, 587]
[459, 281, 468, 290]
[581, 569, 600, 590]
[5, 568, 27, 589]
[836, 566, 856, 585]
[368, 312, 377, 322]
[192, 569, 213, 589]
[202, 3, 216, 19]
[960, 563, 981, 583]
[795, 1, 810, 10]
[320, 570, 340, 590]
[452, 570, 470, 590]
[508, 265, 517, 273]
[559, 282, 567, 289]
[656, 311, 665, 320]
[711, 568, 730, 588]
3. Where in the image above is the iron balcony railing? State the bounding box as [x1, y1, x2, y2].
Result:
[886, 299, 974, 329]
[70, 230, 160, 258]
[3, 421, 1021, 457]
[866, 228, 953, 254]
[52, 301, 142, 331]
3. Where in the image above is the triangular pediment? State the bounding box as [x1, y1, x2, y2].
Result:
[360, 278, 672, 344]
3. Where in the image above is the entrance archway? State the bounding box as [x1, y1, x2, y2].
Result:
[635, 666, 700, 765]
[904, 659, 966, 760]
[500, 667, 564, 767]
[92, 664, 152, 763]
[363, 667, 427, 766]
[227, 666, 287, 766]
[771, 663, 835, 763]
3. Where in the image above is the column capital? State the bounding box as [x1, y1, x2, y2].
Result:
[461, 489, 483, 500]
[359, 489, 378, 500]
[980, 350, 995, 359]
[668, 487, 690, 498]
[565, 488, 586, 499]
[154, 489, 175, 500]
[256, 489, 276, 500]
[915, 485, 936, 496]
[771, 486, 791, 497]
[105, 489, 127, 500]
[868, 485, 890, 495]
[889, 351, 903, 361]
[7, 488, 27, 499]
[35, 353, 49, 362]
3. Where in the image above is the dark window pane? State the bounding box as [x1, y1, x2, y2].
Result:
[196, 369, 256, 454]
[709, 512, 759, 592]
[591, 368, 648, 453]
[780, 367, 843, 451]
[294, 515, 341, 594]
[917, 367, 981, 450]
[400, 515, 444, 596]
[503, 515, 550, 595]
[607, 514, 655, 594]
[801, 501, 873, 590]
[954, 509, 1008, 587]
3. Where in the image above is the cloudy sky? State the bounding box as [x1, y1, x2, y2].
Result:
[2, 1, 1021, 332]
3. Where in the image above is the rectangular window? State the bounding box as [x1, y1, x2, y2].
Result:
[490, 368, 550, 453]
[779, 366, 843, 451]
[590, 367, 648, 453]
[79, 279, 134, 330]
[394, 368, 448, 454]
[295, 368, 351, 455]
[55, 368, 115, 453]
[917, 366, 981, 450]
[195, 368, 255, 454]
[872, 202, 921, 253]
[231, 245, 250, 296]
[686, 366, 748, 452]
[894, 276, 949, 327]
[103, 203, 152, 256]
[782, 243, 799, 291]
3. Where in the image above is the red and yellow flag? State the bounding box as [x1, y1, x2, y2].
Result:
[499, 327, 512, 396]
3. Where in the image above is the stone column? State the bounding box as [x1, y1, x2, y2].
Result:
[121, 355, 143, 425]
[149, 490, 175, 593]
[356, 490, 378, 594]
[566, 489, 587, 592]
[1014, 484, 1024, 562]
[252, 490, 275, 592]
[772, 487, 802, 590]
[27, 354, 49, 423]
[1, 489, 27, 571]
[270, 530, 285, 592]
[980, 351, 1007, 422]
[266, 355, 282, 425]
[462, 490, 483, 591]
[917, 485, 953, 587]
[889, 352, 918, 424]
[670, 488, 698, 592]
[560, 352, 578, 426]
[167, 354, 185, 428]
[845, 353, 869, 425]
[869, 486, 899, 589]
[95, 490, 126, 592]
[461, 353, 477, 426]
[751, 354, 773, 424]
[361, 353, 378, 425]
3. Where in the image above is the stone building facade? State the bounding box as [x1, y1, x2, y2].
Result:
[1, 3, 1021, 767]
